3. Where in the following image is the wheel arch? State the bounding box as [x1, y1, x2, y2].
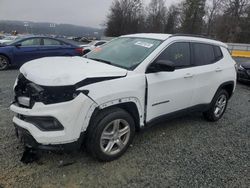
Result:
[215, 81, 235, 99]
[88, 100, 143, 132]
[0, 53, 11, 64]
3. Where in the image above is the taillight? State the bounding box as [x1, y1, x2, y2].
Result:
[75, 48, 83, 55]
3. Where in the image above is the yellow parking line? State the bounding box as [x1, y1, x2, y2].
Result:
[231, 50, 250, 58]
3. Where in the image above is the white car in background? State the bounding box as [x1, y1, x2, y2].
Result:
[0, 36, 19, 44]
[80, 40, 107, 55]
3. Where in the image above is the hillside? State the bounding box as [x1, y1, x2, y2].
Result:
[0, 20, 104, 37]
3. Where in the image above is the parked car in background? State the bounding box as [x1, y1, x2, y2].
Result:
[80, 40, 107, 55]
[237, 61, 250, 82]
[0, 36, 83, 70]
[68, 36, 91, 43]
[0, 35, 20, 44]
[77, 37, 91, 43]
[0, 35, 5, 40]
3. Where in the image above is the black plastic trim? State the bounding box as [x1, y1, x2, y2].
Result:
[146, 104, 210, 127]
[75, 75, 126, 88]
[18, 115, 64, 132]
[15, 125, 85, 151]
[216, 81, 235, 99]
[144, 77, 148, 125]
[152, 100, 170, 106]
[170, 33, 215, 40]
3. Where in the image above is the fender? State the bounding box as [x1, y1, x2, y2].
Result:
[81, 97, 144, 131]
[214, 81, 235, 99]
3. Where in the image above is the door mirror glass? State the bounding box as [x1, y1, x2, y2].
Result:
[147, 60, 175, 73]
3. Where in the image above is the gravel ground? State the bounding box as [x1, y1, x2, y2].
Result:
[0, 61, 250, 188]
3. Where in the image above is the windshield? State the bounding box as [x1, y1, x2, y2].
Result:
[86, 37, 162, 70]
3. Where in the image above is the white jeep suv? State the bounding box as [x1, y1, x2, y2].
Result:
[10, 34, 237, 161]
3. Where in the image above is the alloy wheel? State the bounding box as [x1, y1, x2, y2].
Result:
[0, 56, 8, 70]
[214, 94, 227, 118]
[100, 119, 130, 155]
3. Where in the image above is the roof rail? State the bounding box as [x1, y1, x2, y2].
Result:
[171, 33, 215, 40]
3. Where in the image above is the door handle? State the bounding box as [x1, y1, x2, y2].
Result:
[184, 73, 193, 78]
[215, 67, 222, 72]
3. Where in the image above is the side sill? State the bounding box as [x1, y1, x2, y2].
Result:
[145, 104, 210, 127]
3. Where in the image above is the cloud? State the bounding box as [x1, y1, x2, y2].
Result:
[0, 0, 178, 28]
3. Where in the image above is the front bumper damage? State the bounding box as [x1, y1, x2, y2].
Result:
[14, 125, 85, 151]
[10, 93, 95, 151]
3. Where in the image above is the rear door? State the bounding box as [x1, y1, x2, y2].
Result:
[13, 38, 42, 64]
[190, 43, 224, 105]
[39, 38, 67, 57]
[146, 42, 196, 122]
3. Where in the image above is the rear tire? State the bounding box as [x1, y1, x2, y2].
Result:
[0, 55, 10, 70]
[86, 107, 135, 161]
[203, 89, 229, 122]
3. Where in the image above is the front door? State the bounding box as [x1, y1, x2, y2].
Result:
[13, 38, 42, 64]
[146, 42, 195, 122]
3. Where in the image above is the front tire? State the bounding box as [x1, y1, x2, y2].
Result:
[0, 55, 10, 70]
[203, 89, 229, 122]
[86, 107, 135, 161]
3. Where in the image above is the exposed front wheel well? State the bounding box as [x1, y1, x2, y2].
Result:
[88, 102, 141, 132]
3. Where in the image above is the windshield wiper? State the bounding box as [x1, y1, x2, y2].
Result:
[89, 58, 112, 65]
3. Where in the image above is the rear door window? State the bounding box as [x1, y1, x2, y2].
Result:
[193, 43, 224, 66]
[213, 46, 223, 61]
[43, 38, 61, 46]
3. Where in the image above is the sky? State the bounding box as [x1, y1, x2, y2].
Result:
[0, 0, 177, 28]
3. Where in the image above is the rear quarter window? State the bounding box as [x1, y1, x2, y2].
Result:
[213, 46, 223, 61]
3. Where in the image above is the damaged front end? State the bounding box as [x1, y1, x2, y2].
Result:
[14, 73, 86, 108]
[11, 74, 92, 163]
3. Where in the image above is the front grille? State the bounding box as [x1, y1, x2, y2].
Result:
[14, 74, 76, 108]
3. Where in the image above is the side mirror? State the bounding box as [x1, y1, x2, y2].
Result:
[147, 60, 175, 73]
[15, 43, 21, 48]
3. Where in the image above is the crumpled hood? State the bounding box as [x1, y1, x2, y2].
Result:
[20, 56, 127, 86]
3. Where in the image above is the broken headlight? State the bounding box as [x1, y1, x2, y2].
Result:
[14, 74, 89, 107]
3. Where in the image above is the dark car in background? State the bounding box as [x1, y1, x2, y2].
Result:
[237, 61, 250, 82]
[0, 36, 83, 70]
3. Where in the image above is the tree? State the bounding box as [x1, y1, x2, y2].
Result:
[164, 5, 180, 34]
[180, 0, 206, 34]
[205, 0, 223, 36]
[105, 0, 144, 36]
[212, 0, 249, 42]
[224, 0, 249, 42]
[145, 0, 167, 33]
